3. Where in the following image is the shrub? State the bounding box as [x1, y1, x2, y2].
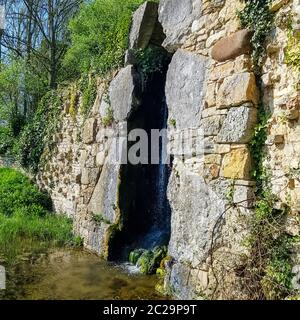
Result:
[64, 0, 147, 76]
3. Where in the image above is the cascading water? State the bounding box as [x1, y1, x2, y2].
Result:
[108, 48, 172, 262]
[139, 98, 171, 249]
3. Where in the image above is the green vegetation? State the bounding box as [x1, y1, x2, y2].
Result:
[129, 246, 167, 275]
[134, 47, 170, 78]
[91, 213, 111, 225]
[0, 0, 149, 172]
[249, 103, 270, 188]
[102, 107, 114, 127]
[13, 92, 62, 173]
[238, 1, 298, 300]
[64, 0, 146, 77]
[238, 0, 274, 72]
[0, 168, 78, 263]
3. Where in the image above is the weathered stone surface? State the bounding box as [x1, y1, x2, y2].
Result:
[109, 65, 141, 121]
[211, 29, 253, 62]
[88, 141, 120, 224]
[167, 161, 228, 268]
[217, 73, 259, 108]
[166, 49, 210, 130]
[129, 2, 158, 49]
[82, 118, 97, 144]
[209, 61, 234, 81]
[158, 0, 202, 51]
[200, 115, 224, 136]
[233, 185, 255, 208]
[217, 105, 257, 143]
[221, 147, 252, 179]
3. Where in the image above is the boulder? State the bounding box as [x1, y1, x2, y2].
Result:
[129, 1, 159, 49]
[109, 65, 141, 121]
[217, 105, 257, 143]
[211, 29, 253, 62]
[166, 49, 210, 130]
[158, 0, 202, 52]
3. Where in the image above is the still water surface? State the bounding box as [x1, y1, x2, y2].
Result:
[0, 247, 165, 300]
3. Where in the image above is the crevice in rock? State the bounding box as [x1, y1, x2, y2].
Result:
[108, 31, 173, 261]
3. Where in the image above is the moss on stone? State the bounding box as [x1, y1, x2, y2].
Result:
[130, 246, 167, 275]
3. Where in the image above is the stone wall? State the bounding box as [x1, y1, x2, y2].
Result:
[158, 0, 258, 300]
[159, 0, 299, 299]
[36, 0, 300, 300]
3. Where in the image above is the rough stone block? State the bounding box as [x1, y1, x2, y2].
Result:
[129, 2, 158, 49]
[209, 61, 234, 81]
[158, 0, 202, 51]
[221, 147, 252, 179]
[109, 65, 141, 121]
[216, 72, 259, 108]
[200, 115, 224, 136]
[205, 82, 216, 107]
[233, 185, 255, 208]
[217, 105, 257, 143]
[82, 118, 97, 144]
[166, 49, 210, 130]
[211, 29, 253, 62]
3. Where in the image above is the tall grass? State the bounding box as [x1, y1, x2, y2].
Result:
[0, 168, 77, 263]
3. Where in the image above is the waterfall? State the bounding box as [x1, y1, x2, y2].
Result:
[139, 98, 171, 249]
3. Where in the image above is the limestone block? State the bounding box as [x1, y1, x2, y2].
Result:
[109, 65, 141, 121]
[209, 61, 234, 81]
[166, 49, 210, 130]
[158, 0, 202, 51]
[81, 168, 99, 186]
[217, 105, 257, 143]
[82, 118, 97, 144]
[96, 151, 106, 166]
[205, 82, 216, 107]
[81, 168, 90, 185]
[206, 30, 226, 48]
[233, 185, 255, 208]
[221, 147, 252, 179]
[200, 115, 224, 136]
[216, 73, 259, 108]
[129, 1, 158, 49]
[211, 29, 253, 62]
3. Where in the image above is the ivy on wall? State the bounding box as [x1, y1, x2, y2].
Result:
[237, 0, 299, 300]
[238, 0, 274, 73]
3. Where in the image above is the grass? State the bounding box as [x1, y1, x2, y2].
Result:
[0, 168, 78, 263]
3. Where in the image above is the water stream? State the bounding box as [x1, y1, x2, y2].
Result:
[0, 247, 165, 300]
